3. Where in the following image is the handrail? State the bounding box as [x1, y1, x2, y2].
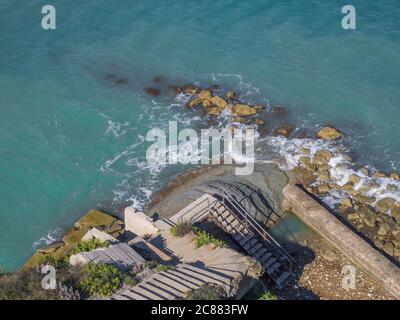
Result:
[220, 188, 295, 270]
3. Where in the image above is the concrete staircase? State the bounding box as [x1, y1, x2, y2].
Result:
[209, 201, 292, 289]
[111, 263, 234, 300]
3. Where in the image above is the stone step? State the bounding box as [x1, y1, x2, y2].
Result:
[120, 289, 150, 300]
[177, 264, 231, 286]
[154, 219, 175, 231]
[153, 273, 191, 292]
[110, 294, 131, 300]
[162, 270, 201, 290]
[262, 256, 277, 268]
[253, 247, 269, 259]
[177, 267, 227, 285]
[140, 281, 178, 300]
[134, 285, 166, 300]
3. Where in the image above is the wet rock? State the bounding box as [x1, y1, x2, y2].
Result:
[314, 150, 332, 164]
[271, 106, 286, 116]
[198, 90, 212, 101]
[359, 168, 369, 176]
[182, 85, 200, 95]
[233, 104, 257, 116]
[317, 183, 330, 195]
[391, 207, 400, 219]
[358, 206, 377, 228]
[390, 172, 400, 180]
[341, 182, 355, 191]
[342, 198, 353, 208]
[188, 97, 202, 108]
[352, 194, 376, 206]
[232, 117, 245, 123]
[167, 84, 181, 94]
[348, 213, 359, 221]
[254, 119, 265, 126]
[292, 166, 315, 185]
[145, 87, 161, 96]
[387, 184, 398, 192]
[253, 105, 264, 111]
[318, 170, 330, 182]
[206, 107, 223, 116]
[226, 91, 237, 101]
[394, 246, 400, 258]
[374, 240, 384, 249]
[383, 242, 394, 256]
[349, 174, 361, 185]
[300, 147, 311, 155]
[209, 96, 228, 109]
[202, 99, 212, 108]
[378, 223, 390, 236]
[153, 76, 164, 83]
[316, 127, 342, 140]
[299, 156, 316, 171]
[273, 125, 293, 138]
[375, 197, 397, 214]
[372, 171, 386, 179]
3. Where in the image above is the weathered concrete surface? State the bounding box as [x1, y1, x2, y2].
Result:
[124, 207, 159, 236]
[70, 242, 145, 272]
[283, 184, 400, 299]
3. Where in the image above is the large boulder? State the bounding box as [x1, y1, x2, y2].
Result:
[210, 96, 228, 109]
[317, 127, 342, 140]
[232, 104, 257, 116]
[375, 198, 397, 214]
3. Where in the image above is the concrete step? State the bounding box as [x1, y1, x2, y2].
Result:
[262, 256, 277, 268]
[177, 264, 232, 286]
[275, 272, 291, 289]
[249, 242, 264, 255]
[134, 285, 166, 300]
[152, 275, 187, 295]
[182, 244, 215, 263]
[253, 247, 268, 259]
[266, 262, 281, 274]
[164, 269, 205, 287]
[162, 270, 201, 290]
[154, 219, 175, 232]
[120, 289, 150, 300]
[110, 294, 131, 300]
[140, 281, 178, 300]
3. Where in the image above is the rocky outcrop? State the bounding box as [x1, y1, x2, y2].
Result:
[316, 127, 342, 140]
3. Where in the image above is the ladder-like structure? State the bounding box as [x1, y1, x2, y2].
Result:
[209, 189, 295, 289]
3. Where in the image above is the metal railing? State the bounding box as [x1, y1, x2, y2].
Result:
[219, 188, 295, 272]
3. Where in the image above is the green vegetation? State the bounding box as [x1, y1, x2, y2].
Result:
[242, 281, 278, 300]
[170, 220, 193, 237]
[257, 292, 278, 300]
[193, 228, 225, 248]
[71, 238, 110, 255]
[186, 284, 225, 300]
[79, 263, 122, 297]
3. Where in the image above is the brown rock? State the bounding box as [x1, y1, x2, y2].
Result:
[271, 106, 286, 116]
[202, 99, 212, 108]
[342, 198, 353, 208]
[390, 172, 400, 180]
[233, 104, 257, 116]
[383, 242, 394, 256]
[226, 91, 237, 101]
[375, 197, 397, 213]
[316, 127, 342, 140]
[198, 90, 212, 100]
[187, 97, 202, 108]
[374, 240, 384, 249]
[348, 213, 359, 221]
[206, 107, 223, 116]
[145, 87, 161, 96]
[372, 171, 386, 179]
[352, 194, 376, 205]
[273, 125, 293, 138]
[391, 207, 400, 218]
[349, 174, 361, 185]
[318, 170, 330, 182]
[300, 147, 311, 155]
[394, 247, 400, 258]
[317, 183, 330, 194]
[341, 182, 354, 191]
[254, 119, 265, 126]
[232, 117, 245, 123]
[183, 85, 199, 95]
[292, 166, 316, 185]
[359, 167, 369, 176]
[210, 96, 228, 109]
[378, 223, 390, 236]
[314, 150, 332, 164]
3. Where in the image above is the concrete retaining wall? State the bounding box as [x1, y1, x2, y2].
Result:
[283, 184, 400, 299]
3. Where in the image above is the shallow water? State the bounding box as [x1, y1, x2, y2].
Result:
[1, 1, 400, 270]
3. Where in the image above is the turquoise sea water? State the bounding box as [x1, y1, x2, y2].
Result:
[1, 1, 400, 270]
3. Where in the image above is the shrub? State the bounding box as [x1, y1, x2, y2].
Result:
[186, 284, 225, 300]
[71, 238, 110, 255]
[193, 228, 225, 248]
[79, 263, 122, 297]
[170, 220, 193, 237]
[258, 292, 278, 300]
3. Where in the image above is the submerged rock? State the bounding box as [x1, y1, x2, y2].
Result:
[254, 119, 265, 126]
[273, 125, 293, 138]
[145, 87, 161, 96]
[317, 127, 342, 140]
[271, 106, 286, 116]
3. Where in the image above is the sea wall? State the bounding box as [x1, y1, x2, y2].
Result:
[283, 184, 400, 299]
